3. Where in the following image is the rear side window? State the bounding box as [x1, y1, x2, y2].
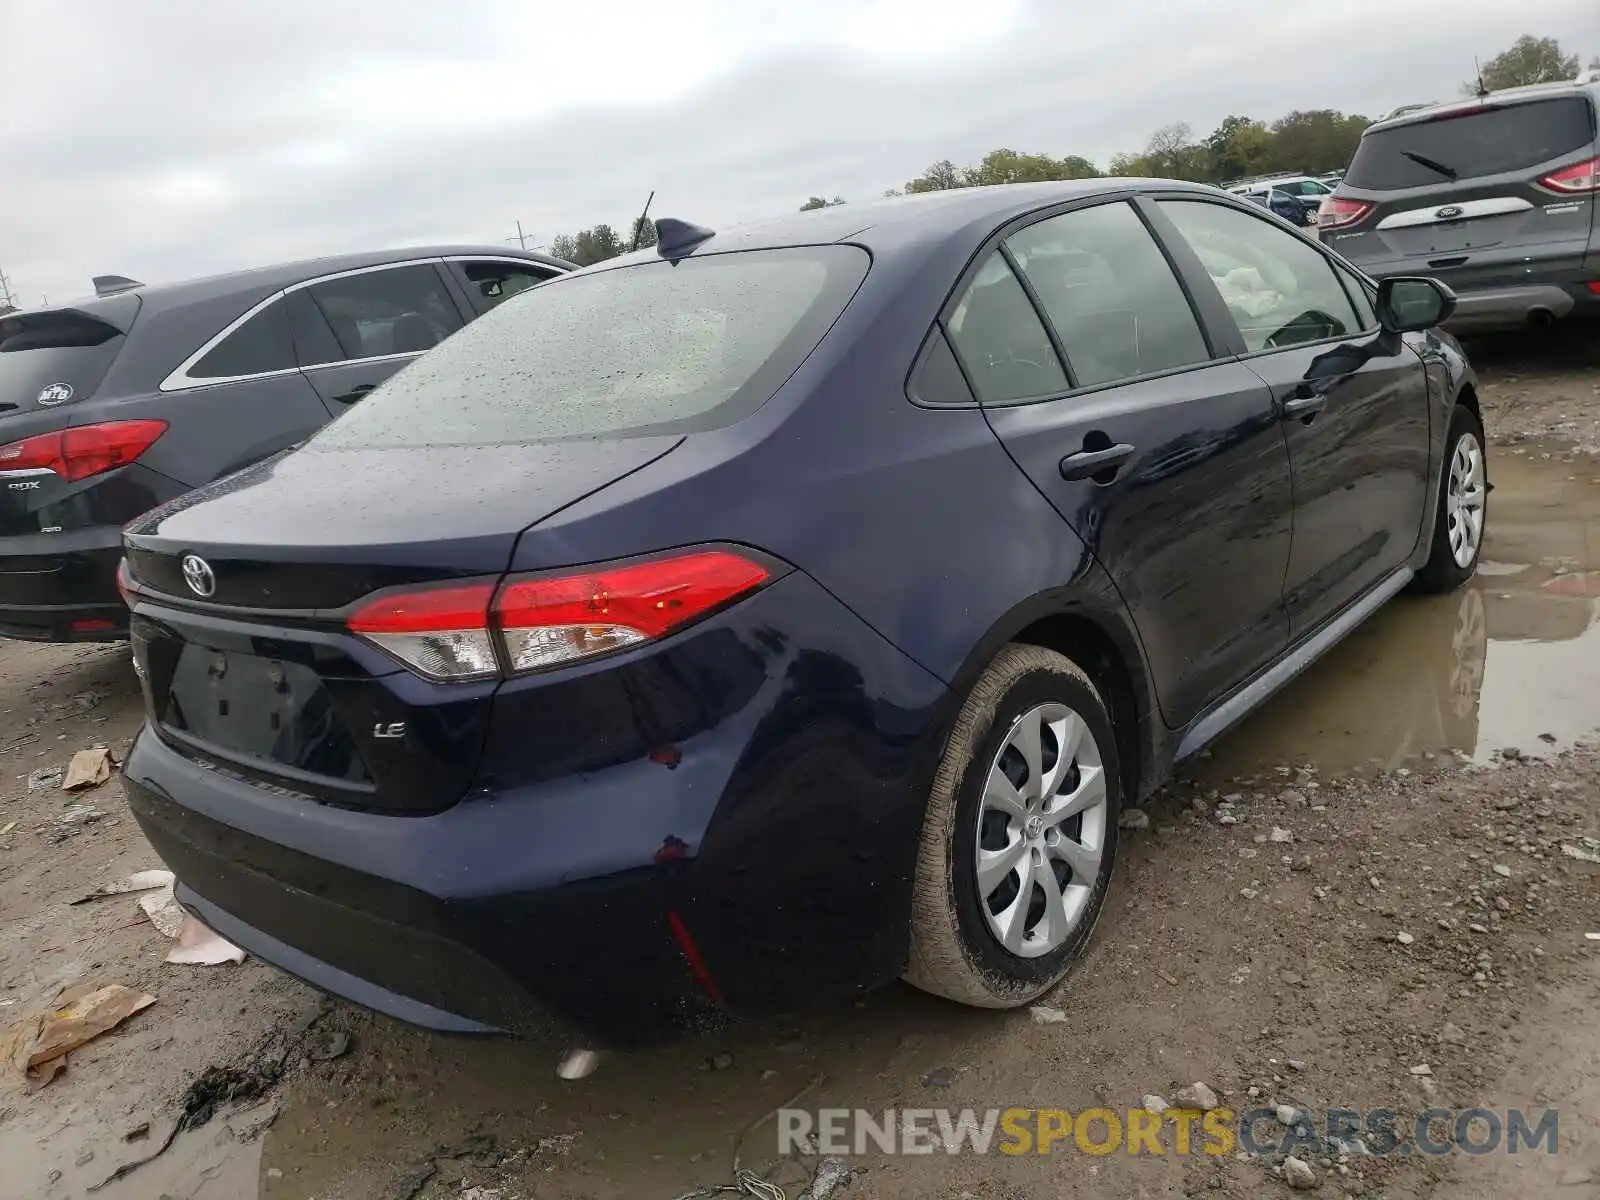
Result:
[314, 246, 868, 447]
[189, 298, 294, 379]
[1160, 200, 1361, 352]
[306, 265, 462, 362]
[1006, 202, 1210, 387]
[945, 255, 1068, 402]
[0, 300, 137, 412]
[1345, 98, 1596, 189]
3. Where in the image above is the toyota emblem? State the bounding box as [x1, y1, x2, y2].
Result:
[1435, 205, 1464, 220]
[181, 554, 216, 598]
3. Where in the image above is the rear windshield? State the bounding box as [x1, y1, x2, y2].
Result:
[0, 298, 140, 414]
[313, 246, 869, 448]
[1345, 97, 1596, 190]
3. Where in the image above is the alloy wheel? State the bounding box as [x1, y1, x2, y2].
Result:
[975, 702, 1108, 959]
[1445, 433, 1486, 569]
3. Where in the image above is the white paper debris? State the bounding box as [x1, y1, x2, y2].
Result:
[164, 915, 246, 966]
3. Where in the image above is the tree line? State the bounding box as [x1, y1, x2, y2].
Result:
[545, 34, 1588, 265]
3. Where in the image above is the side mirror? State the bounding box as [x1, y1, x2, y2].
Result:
[1377, 276, 1457, 333]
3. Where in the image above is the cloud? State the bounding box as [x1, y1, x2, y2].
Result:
[1, 0, 1594, 303]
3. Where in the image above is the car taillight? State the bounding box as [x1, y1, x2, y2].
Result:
[1317, 197, 1372, 230]
[346, 549, 771, 681]
[347, 580, 501, 681]
[0, 420, 168, 483]
[496, 550, 771, 674]
[1538, 157, 1600, 194]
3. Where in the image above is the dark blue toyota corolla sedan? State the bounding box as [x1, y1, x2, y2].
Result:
[119, 180, 1484, 1044]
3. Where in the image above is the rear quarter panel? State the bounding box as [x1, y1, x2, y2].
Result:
[505, 245, 1162, 750]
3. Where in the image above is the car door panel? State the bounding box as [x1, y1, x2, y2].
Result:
[301, 355, 420, 414]
[1155, 196, 1433, 638]
[949, 200, 1295, 730]
[1241, 337, 1431, 632]
[983, 365, 1294, 728]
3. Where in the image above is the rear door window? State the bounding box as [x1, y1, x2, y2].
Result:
[945, 255, 1068, 402]
[314, 246, 869, 447]
[0, 298, 138, 412]
[1006, 201, 1211, 387]
[306, 264, 462, 362]
[285, 290, 345, 367]
[1345, 98, 1597, 189]
[189, 297, 295, 379]
[1159, 200, 1362, 352]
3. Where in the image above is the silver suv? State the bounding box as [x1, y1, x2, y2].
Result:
[1321, 79, 1599, 333]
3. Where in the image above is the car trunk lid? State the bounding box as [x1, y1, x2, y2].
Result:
[123, 437, 682, 813]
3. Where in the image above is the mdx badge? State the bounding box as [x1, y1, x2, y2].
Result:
[181, 554, 216, 598]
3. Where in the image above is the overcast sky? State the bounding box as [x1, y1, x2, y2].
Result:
[2, 0, 1596, 304]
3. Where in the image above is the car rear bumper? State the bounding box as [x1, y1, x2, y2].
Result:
[125, 730, 721, 1043]
[1344, 252, 1600, 332]
[0, 527, 127, 641]
[1444, 283, 1585, 333]
[122, 570, 952, 1043]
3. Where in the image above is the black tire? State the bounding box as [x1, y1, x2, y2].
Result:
[905, 644, 1122, 1007]
[1414, 405, 1487, 594]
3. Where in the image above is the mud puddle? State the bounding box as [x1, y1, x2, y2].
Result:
[1190, 449, 1600, 781]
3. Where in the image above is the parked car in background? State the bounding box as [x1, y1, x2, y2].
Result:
[1322, 78, 1600, 333]
[1378, 103, 1438, 122]
[0, 247, 570, 641]
[1244, 186, 1311, 227]
[1227, 175, 1333, 224]
[120, 182, 1483, 1044]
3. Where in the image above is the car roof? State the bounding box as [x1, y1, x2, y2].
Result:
[45, 245, 573, 318]
[1366, 79, 1599, 134]
[587, 179, 1222, 270]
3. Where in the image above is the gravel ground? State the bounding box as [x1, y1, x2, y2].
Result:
[0, 330, 1596, 1200]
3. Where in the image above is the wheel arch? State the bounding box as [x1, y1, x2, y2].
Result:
[939, 586, 1162, 802]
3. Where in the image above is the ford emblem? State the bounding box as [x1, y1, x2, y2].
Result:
[1435, 205, 1464, 220]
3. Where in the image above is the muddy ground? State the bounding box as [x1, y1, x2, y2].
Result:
[1, 328, 1597, 1200]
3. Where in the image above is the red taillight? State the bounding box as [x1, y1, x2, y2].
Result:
[1587, 281, 1600, 296]
[495, 550, 770, 674]
[1317, 197, 1372, 231]
[0, 420, 168, 483]
[1539, 157, 1600, 194]
[345, 550, 771, 680]
[347, 581, 500, 681]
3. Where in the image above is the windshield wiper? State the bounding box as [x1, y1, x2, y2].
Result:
[1401, 150, 1458, 181]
